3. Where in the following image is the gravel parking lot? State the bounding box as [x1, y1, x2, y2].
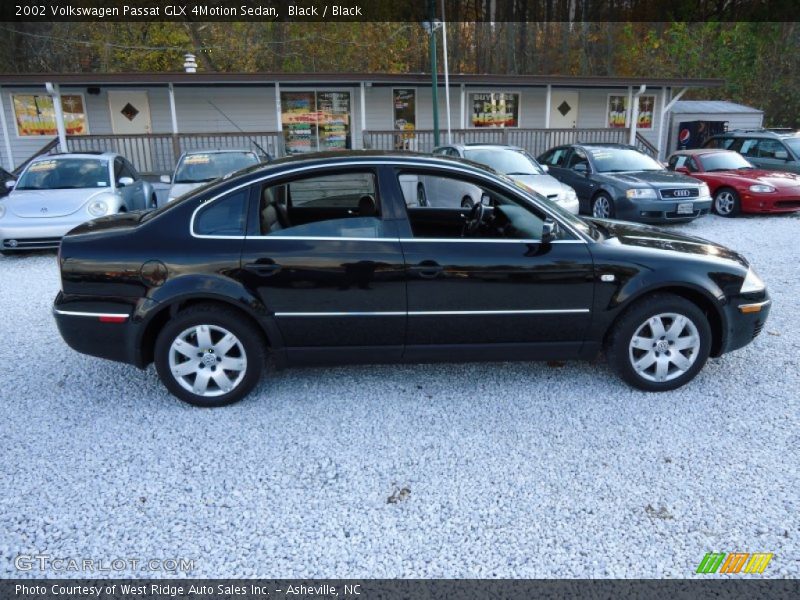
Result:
[0, 214, 797, 579]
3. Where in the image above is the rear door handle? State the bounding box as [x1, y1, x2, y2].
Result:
[410, 260, 443, 279]
[244, 262, 282, 276]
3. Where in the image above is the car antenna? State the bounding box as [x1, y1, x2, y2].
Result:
[205, 100, 272, 159]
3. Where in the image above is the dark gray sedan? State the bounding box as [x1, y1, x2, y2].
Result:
[538, 143, 712, 223]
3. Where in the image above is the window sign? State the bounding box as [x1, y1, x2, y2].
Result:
[470, 92, 519, 128]
[393, 88, 416, 150]
[637, 95, 656, 130]
[281, 91, 351, 155]
[607, 94, 628, 128]
[13, 93, 88, 136]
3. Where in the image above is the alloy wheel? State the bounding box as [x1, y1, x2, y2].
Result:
[593, 196, 612, 218]
[168, 324, 247, 397]
[628, 312, 700, 383]
[715, 191, 736, 215]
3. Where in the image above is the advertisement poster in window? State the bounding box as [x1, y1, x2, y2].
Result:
[317, 91, 351, 152]
[637, 95, 656, 130]
[470, 92, 519, 127]
[607, 94, 628, 128]
[13, 94, 88, 136]
[281, 92, 317, 155]
[393, 88, 416, 149]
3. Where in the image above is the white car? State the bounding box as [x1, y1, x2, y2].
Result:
[0, 152, 155, 253]
[431, 144, 581, 214]
[163, 149, 261, 203]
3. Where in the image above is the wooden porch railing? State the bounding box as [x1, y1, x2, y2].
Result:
[66, 131, 284, 176]
[363, 127, 659, 158]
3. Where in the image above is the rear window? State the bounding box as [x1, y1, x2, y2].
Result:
[194, 190, 247, 237]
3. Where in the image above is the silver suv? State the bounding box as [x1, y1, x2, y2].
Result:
[703, 129, 800, 174]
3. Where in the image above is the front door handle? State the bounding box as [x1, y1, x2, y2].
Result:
[244, 262, 282, 276]
[410, 260, 443, 279]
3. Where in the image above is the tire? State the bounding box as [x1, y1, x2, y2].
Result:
[713, 187, 740, 217]
[461, 196, 474, 208]
[154, 304, 266, 407]
[592, 192, 615, 219]
[607, 294, 711, 392]
[417, 183, 428, 207]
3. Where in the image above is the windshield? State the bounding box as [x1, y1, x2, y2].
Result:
[701, 152, 754, 171]
[16, 158, 109, 190]
[589, 148, 663, 173]
[174, 152, 259, 184]
[783, 137, 800, 157]
[464, 148, 545, 175]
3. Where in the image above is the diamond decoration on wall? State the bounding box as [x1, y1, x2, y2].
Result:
[557, 101, 572, 116]
[120, 103, 139, 121]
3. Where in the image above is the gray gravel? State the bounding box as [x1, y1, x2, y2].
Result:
[0, 214, 797, 578]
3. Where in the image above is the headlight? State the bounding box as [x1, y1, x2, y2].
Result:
[559, 186, 578, 202]
[740, 267, 766, 293]
[87, 200, 108, 217]
[699, 183, 710, 198]
[0, 203, 5, 219]
[749, 184, 775, 193]
[625, 188, 657, 199]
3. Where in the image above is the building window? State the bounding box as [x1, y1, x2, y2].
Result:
[607, 94, 628, 128]
[469, 92, 519, 128]
[281, 91, 351, 155]
[636, 95, 656, 130]
[12, 93, 89, 136]
[392, 88, 416, 150]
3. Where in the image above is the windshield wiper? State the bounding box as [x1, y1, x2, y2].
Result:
[505, 171, 538, 176]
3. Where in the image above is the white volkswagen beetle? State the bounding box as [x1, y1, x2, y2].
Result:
[0, 152, 155, 253]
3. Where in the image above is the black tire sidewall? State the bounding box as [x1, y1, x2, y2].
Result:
[154, 307, 265, 407]
[608, 295, 712, 392]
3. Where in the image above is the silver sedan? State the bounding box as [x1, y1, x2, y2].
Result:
[0, 152, 155, 253]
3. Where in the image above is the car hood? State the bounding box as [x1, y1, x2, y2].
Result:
[168, 182, 203, 200]
[589, 218, 748, 266]
[508, 174, 565, 197]
[6, 187, 112, 218]
[712, 168, 800, 188]
[602, 170, 701, 187]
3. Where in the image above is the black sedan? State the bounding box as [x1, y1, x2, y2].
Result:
[53, 152, 770, 406]
[538, 143, 713, 223]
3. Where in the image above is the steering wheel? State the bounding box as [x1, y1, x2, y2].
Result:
[463, 201, 485, 236]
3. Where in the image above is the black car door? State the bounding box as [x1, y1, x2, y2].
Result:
[556, 148, 597, 210]
[388, 165, 595, 360]
[239, 166, 406, 361]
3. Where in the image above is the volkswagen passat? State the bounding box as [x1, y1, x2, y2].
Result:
[1, 152, 155, 253]
[53, 152, 770, 406]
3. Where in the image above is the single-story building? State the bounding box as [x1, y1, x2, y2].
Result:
[666, 100, 764, 153]
[0, 72, 724, 175]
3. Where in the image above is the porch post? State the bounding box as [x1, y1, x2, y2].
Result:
[629, 85, 646, 146]
[360, 81, 367, 150]
[626, 86, 633, 128]
[658, 87, 689, 160]
[459, 84, 465, 130]
[544, 84, 552, 128]
[657, 86, 667, 160]
[168, 83, 179, 134]
[46, 82, 68, 153]
[274, 81, 282, 156]
[0, 86, 15, 170]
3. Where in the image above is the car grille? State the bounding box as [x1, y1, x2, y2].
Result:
[2, 237, 61, 250]
[659, 188, 700, 199]
[775, 200, 800, 208]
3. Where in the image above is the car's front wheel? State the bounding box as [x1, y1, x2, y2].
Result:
[607, 294, 711, 392]
[592, 193, 615, 219]
[713, 187, 741, 217]
[154, 304, 266, 406]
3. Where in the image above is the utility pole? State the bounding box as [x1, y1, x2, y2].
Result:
[427, 0, 440, 147]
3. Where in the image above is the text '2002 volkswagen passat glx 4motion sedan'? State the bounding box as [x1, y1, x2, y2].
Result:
[53, 152, 770, 406]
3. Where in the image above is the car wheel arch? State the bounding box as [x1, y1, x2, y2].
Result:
[603, 282, 726, 358]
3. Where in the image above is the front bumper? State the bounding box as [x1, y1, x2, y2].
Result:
[554, 196, 580, 215]
[719, 292, 771, 355]
[1, 218, 85, 250]
[740, 191, 800, 213]
[615, 197, 712, 223]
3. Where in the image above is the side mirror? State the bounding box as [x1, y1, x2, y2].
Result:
[541, 164, 549, 173]
[675, 166, 690, 174]
[160, 174, 171, 184]
[5, 180, 15, 189]
[118, 176, 134, 187]
[574, 163, 588, 175]
[775, 150, 789, 160]
[541, 219, 556, 244]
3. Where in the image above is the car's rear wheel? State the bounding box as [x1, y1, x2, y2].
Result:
[607, 294, 711, 392]
[592, 193, 615, 219]
[713, 187, 740, 217]
[154, 304, 265, 407]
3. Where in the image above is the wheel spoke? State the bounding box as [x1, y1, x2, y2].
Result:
[214, 333, 237, 356]
[673, 336, 698, 351]
[631, 335, 654, 350]
[666, 315, 687, 339]
[172, 339, 198, 358]
[192, 370, 212, 394]
[211, 369, 233, 393]
[669, 352, 691, 371]
[649, 316, 666, 339]
[172, 360, 198, 377]
[634, 351, 657, 371]
[655, 356, 669, 381]
[218, 356, 246, 372]
[195, 325, 213, 350]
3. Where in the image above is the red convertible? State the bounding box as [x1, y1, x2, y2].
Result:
[667, 149, 800, 217]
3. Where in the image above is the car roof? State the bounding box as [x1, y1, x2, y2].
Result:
[181, 148, 257, 155]
[33, 152, 116, 160]
[670, 148, 732, 156]
[434, 143, 526, 152]
[711, 129, 800, 139]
